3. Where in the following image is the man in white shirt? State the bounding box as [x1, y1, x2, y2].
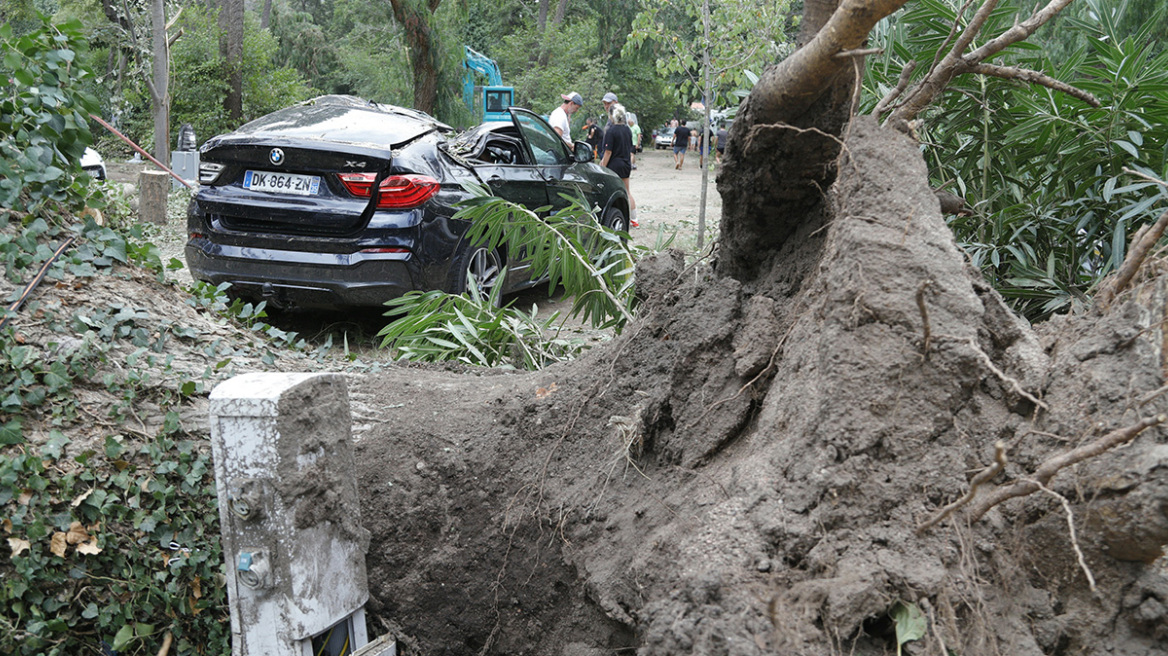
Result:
[549, 92, 583, 145]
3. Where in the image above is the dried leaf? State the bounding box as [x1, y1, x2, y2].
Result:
[17, 490, 33, 505]
[2, 518, 11, 533]
[50, 532, 67, 558]
[536, 382, 559, 399]
[8, 537, 30, 558]
[76, 540, 102, 555]
[71, 489, 93, 507]
[190, 577, 202, 599]
[66, 521, 90, 545]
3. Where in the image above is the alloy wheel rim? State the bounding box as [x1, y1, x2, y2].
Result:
[468, 248, 501, 296]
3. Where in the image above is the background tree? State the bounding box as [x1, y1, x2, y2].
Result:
[629, 0, 796, 246]
[387, 0, 445, 114]
[219, 0, 244, 122]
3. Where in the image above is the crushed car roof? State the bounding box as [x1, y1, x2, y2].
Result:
[211, 95, 454, 150]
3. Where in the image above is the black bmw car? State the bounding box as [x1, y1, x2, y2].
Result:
[185, 95, 630, 309]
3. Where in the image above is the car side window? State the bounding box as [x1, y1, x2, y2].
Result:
[512, 110, 571, 166]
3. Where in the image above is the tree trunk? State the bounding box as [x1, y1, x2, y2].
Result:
[261, 0, 272, 30]
[537, 0, 549, 31]
[219, 0, 244, 123]
[150, 0, 170, 167]
[388, 0, 443, 114]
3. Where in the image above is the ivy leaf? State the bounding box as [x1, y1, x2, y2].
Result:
[0, 419, 23, 445]
[893, 601, 927, 649]
[112, 624, 135, 651]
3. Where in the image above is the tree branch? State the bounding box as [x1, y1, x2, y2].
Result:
[965, 0, 1076, 62]
[886, 0, 1079, 126]
[967, 63, 1099, 107]
[872, 60, 916, 117]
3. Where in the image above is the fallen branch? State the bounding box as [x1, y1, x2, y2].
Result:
[964, 414, 1166, 522]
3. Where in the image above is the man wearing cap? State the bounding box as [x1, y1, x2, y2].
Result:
[601, 92, 618, 130]
[550, 92, 583, 145]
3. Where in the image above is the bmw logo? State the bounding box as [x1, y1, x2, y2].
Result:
[269, 148, 285, 166]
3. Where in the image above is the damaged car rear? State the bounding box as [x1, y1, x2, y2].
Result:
[185, 95, 629, 309]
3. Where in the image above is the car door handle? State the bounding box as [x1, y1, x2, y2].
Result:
[487, 176, 505, 184]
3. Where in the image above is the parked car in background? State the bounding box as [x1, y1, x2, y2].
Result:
[185, 95, 630, 310]
[654, 127, 675, 150]
[81, 147, 106, 180]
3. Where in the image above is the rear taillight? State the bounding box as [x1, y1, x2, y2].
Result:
[338, 173, 440, 209]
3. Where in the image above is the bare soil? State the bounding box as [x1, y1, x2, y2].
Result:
[19, 124, 1168, 656]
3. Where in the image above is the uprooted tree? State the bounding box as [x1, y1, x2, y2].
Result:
[351, 0, 1168, 653]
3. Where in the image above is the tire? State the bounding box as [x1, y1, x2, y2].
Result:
[450, 243, 503, 305]
[602, 205, 629, 234]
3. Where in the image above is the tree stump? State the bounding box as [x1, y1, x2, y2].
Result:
[139, 170, 169, 225]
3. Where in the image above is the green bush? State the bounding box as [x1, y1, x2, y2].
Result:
[866, 0, 1168, 320]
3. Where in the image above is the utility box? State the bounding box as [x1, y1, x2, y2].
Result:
[171, 150, 199, 190]
[210, 373, 394, 656]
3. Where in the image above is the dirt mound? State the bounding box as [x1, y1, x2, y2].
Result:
[354, 117, 1168, 655]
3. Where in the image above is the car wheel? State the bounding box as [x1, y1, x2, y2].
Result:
[602, 205, 629, 233]
[451, 243, 503, 305]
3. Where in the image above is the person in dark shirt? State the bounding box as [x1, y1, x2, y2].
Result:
[600, 104, 636, 226]
[672, 120, 692, 170]
[583, 117, 603, 157]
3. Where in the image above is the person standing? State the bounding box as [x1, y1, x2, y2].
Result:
[628, 118, 642, 170]
[715, 123, 729, 164]
[549, 92, 583, 145]
[672, 119, 692, 170]
[600, 104, 636, 226]
[583, 116, 603, 157]
[601, 92, 618, 130]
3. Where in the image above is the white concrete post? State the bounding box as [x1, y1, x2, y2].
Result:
[209, 373, 393, 656]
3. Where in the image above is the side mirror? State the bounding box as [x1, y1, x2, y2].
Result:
[573, 141, 594, 163]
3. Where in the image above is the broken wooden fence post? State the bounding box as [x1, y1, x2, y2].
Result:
[209, 372, 397, 656]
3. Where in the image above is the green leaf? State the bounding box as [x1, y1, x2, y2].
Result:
[893, 602, 927, 648]
[0, 419, 23, 445]
[112, 624, 135, 651]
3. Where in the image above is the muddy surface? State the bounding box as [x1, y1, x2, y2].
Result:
[17, 122, 1168, 655]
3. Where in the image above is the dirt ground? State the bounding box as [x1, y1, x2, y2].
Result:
[27, 124, 1168, 656]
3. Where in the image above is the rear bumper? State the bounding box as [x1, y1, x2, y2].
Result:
[186, 238, 417, 309]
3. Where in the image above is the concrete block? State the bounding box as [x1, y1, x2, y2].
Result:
[210, 373, 380, 656]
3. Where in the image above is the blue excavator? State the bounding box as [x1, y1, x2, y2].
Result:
[463, 46, 514, 124]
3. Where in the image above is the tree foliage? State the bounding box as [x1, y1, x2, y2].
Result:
[865, 0, 1168, 319]
[0, 16, 102, 215]
[627, 0, 796, 113]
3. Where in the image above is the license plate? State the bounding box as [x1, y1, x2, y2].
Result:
[243, 170, 321, 196]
